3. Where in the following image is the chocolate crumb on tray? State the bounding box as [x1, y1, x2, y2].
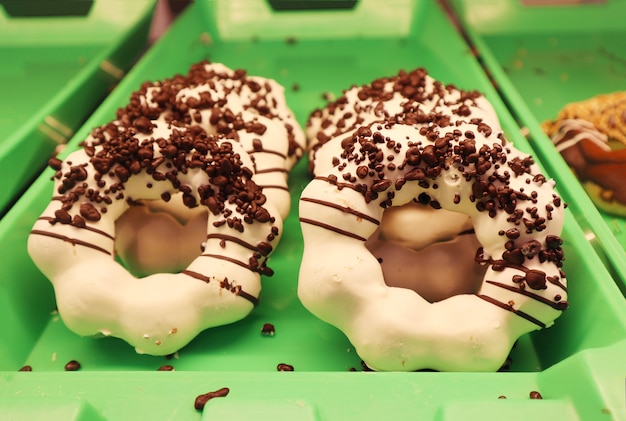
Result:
[64, 360, 81, 371]
[261, 322, 275, 336]
[277, 363, 294, 371]
[194, 387, 230, 410]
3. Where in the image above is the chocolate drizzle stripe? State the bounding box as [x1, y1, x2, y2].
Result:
[299, 217, 367, 241]
[235, 289, 260, 306]
[30, 230, 112, 256]
[246, 149, 287, 159]
[485, 280, 568, 311]
[181, 270, 259, 306]
[254, 167, 289, 174]
[206, 233, 258, 251]
[200, 253, 253, 271]
[546, 276, 568, 292]
[37, 217, 115, 241]
[257, 184, 290, 191]
[301, 197, 380, 225]
[314, 176, 359, 192]
[476, 294, 546, 328]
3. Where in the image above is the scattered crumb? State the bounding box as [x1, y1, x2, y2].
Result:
[200, 32, 212, 46]
[261, 323, 275, 336]
[194, 387, 230, 410]
[277, 363, 294, 371]
[64, 360, 81, 371]
[157, 365, 175, 371]
[322, 92, 335, 102]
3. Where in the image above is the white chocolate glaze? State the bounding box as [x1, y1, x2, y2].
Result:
[299, 88, 567, 371]
[29, 120, 282, 355]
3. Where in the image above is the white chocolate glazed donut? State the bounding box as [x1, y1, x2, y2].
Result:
[298, 112, 568, 371]
[28, 120, 282, 356]
[122, 61, 305, 219]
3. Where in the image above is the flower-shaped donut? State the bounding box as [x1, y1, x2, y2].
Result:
[28, 120, 282, 355]
[298, 110, 568, 371]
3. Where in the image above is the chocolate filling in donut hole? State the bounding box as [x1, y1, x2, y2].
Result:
[365, 200, 487, 303]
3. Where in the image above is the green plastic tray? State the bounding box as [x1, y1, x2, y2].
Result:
[0, 0, 156, 218]
[1, 1, 625, 419]
[450, 0, 626, 296]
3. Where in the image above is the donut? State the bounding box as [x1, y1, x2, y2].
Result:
[28, 119, 282, 356]
[543, 92, 626, 216]
[298, 106, 568, 371]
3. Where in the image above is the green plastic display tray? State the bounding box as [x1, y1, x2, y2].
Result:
[1, 1, 625, 419]
[0, 0, 156, 218]
[449, 0, 626, 296]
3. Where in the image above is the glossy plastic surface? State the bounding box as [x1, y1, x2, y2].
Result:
[0, 0, 156, 217]
[1, 1, 625, 419]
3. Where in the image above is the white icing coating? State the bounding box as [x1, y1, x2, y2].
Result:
[298, 114, 567, 371]
[29, 121, 282, 355]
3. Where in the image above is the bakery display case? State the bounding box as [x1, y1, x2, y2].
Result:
[1, 0, 625, 419]
[0, 0, 156, 217]
[450, 0, 626, 296]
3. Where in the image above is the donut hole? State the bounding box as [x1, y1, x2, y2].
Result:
[365, 200, 487, 303]
[115, 195, 208, 278]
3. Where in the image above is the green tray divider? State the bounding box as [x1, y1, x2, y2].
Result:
[0, 0, 156, 218]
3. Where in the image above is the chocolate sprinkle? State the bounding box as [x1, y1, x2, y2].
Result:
[64, 360, 81, 371]
[261, 323, 275, 336]
[277, 363, 294, 371]
[194, 387, 230, 410]
[157, 365, 175, 371]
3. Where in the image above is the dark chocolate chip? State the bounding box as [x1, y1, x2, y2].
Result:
[64, 360, 81, 371]
[157, 365, 175, 371]
[261, 323, 275, 336]
[277, 363, 294, 371]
